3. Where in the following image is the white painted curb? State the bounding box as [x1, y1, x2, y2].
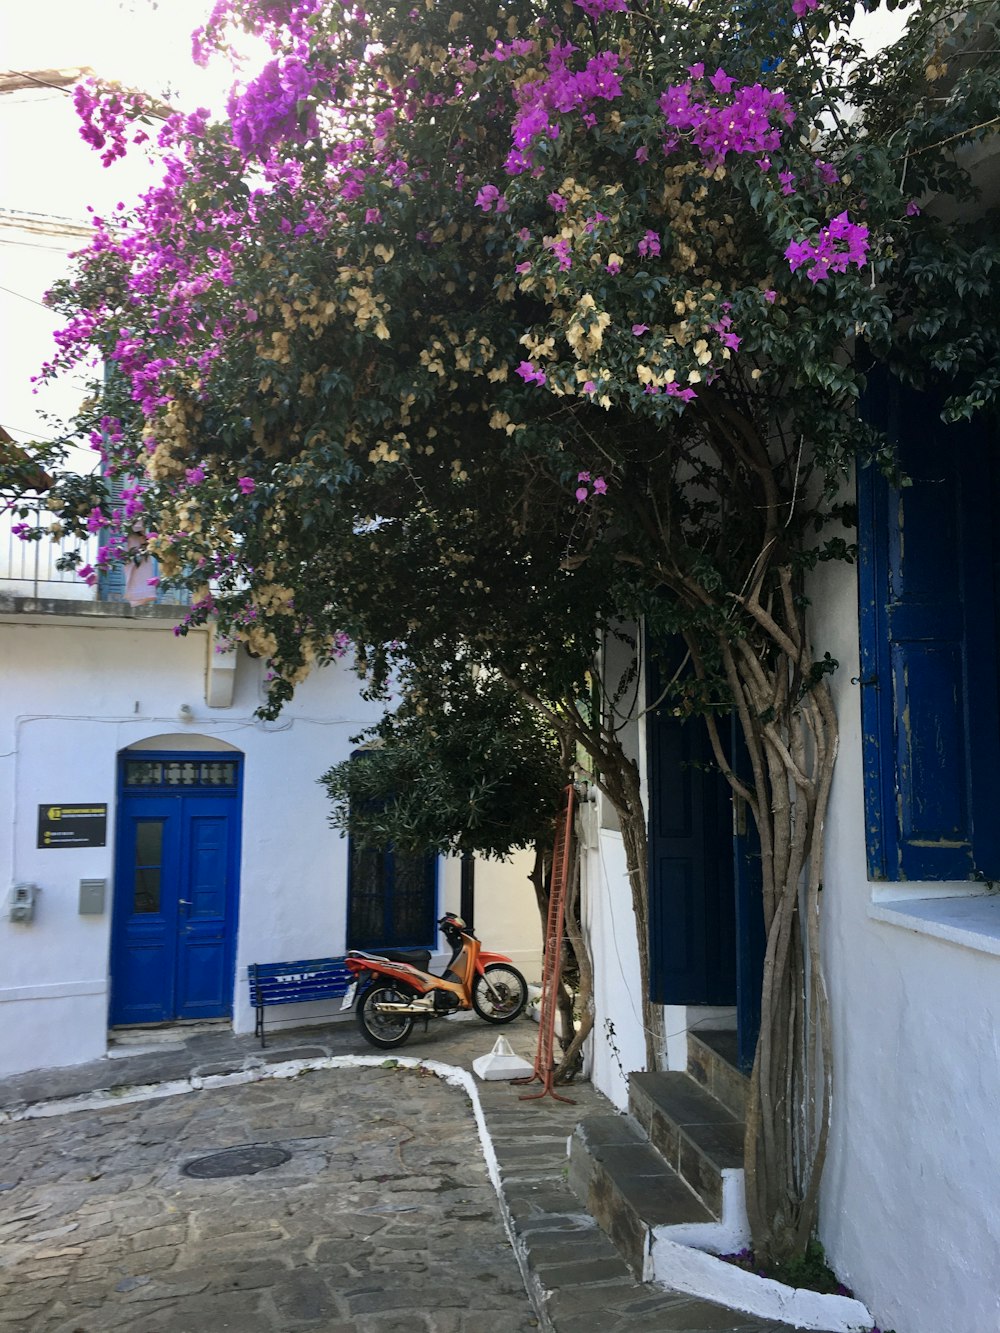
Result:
[0, 1056, 555, 1328]
[649, 1235, 874, 1332]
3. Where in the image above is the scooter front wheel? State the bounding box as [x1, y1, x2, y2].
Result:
[356, 984, 416, 1049]
[472, 964, 528, 1024]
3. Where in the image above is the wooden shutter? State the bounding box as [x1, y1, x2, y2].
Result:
[97, 470, 128, 602]
[858, 379, 1000, 880]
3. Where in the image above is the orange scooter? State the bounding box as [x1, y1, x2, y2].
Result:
[344, 912, 528, 1049]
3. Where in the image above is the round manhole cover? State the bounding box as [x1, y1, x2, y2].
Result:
[181, 1144, 291, 1179]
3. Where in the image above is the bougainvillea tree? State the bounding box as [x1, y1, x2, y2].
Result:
[28, 0, 1000, 1262]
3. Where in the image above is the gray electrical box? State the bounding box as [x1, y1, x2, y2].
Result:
[9, 883, 38, 923]
[79, 879, 107, 916]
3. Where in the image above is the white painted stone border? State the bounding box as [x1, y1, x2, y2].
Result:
[649, 1234, 874, 1332]
[0, 1055, 555, 1330]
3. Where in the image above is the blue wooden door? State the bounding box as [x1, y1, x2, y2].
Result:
[110, 755, 241, 1025]
[646, 650, 737, 1007]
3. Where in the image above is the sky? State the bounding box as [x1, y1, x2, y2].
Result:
[0, 1, 259, 447]
[1, 0, 259, 217]
[4, 0, 237, 107]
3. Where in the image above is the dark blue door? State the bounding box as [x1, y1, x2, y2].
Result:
[646, 648, 737, 1007]
[110, 754, 241, 1025]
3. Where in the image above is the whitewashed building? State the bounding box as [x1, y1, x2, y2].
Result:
[0, 587, 541, 1077]
[579, 410, 1000, 1333]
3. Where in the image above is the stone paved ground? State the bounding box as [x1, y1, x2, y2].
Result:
[0, 1018, 835, 1333]
[0, 1062, 537, 1333]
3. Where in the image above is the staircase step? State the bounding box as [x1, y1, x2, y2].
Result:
[567, 1113, 713, 1278]
[630, 1071, 744, 1218]
[687, 1030, 749, 1119]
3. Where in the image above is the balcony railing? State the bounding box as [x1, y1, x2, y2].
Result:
[0, 507, 96, 600]
[0, 508, 188, 606]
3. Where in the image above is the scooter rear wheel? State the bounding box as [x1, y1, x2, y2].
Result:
[356, 983, 416, 1049]
[472, 964, 528, 1023]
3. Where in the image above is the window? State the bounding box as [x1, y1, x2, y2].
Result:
[346, 836, 437, 950]
[857, 378, 1000, 881]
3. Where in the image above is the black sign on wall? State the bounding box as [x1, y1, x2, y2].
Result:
[37, 804, 108, 849]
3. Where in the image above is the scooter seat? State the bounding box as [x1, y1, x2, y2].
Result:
[374, 948, 433, 972]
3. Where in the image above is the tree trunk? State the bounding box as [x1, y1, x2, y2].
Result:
[703, 608, 837, 1266]
[526, 835, 596, 1084]
[556, 828, 595, 1082]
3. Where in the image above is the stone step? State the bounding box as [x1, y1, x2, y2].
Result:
[567, 1113, 714, 1279]
[687, 1030, 749, 1119]
[629, 1070, 745, 1219]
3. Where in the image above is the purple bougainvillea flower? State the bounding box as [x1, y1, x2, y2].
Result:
[547, 237, 573, 270]
[710, 68, 736, 95]
[574, 0, 627, 16]
[186, 466, 206, 485]
[779, 171, 796, 195]
[516, 360, 547, 386]
[575, 486, 589, 502]
[637, 229, 661, 258]
[632, 323, 650, 335]
[906, 200, 921, 216]
[578, 470, 591, 481]
[792, 0, 819, 15]
[237, 476, 256, 494]
[548, 191, 567, 212]
[785, 211, 869, 282]
[475, 183, 501, 211]
[816, 160, 840, 185]
[592, 476, 608, 494]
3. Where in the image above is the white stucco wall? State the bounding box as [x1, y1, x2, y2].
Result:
[580, 797, 648, 1110]
[469, 851, 543, 983]
[810, 534, 1000, 1333]
[576, 522, 1000, 1333]
[0, 612, 543, 1077]
[0, 614, 380, 1073]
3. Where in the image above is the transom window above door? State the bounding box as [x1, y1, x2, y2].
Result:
[123, 759, 239, 790]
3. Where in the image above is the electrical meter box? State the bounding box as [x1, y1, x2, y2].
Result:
[79, 879, 107, 916]
[9, 883, 38, 923]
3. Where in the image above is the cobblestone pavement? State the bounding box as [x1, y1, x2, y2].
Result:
[1, 1061, 536, 1332]
[0, 1017, 820, 1333]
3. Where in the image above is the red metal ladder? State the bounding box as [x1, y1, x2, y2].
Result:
[517, 783, 576, 1104]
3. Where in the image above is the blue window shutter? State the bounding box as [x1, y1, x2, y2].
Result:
[858, 379, 1000, 880]
[97, 470, 127, 602]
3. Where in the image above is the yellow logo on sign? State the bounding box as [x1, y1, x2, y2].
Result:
[48, 807, 61, 821]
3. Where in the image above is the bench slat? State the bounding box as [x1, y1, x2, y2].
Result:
[249, 957, 354, 1047]
[250, 958, 351, 995]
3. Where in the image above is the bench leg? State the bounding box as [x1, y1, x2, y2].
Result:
[256, 1003, 266, 1049]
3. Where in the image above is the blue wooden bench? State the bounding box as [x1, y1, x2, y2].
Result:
[248, 957, 353, 1047]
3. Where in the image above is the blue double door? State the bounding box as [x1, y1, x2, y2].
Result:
[110, 754, 242, 1026]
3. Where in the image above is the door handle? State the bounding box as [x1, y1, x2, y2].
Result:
[179, 899, 192, 907]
